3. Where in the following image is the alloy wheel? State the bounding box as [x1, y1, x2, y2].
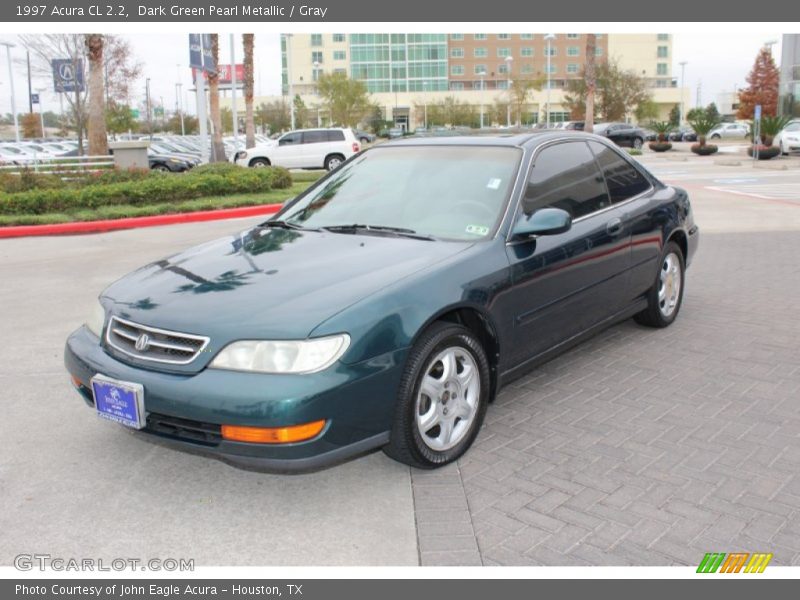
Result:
[658, 252, 682, 318]
[415, 346, 481, 452]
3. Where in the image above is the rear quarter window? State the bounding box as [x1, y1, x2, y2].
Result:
[327, 130, 346, 142]
[589, 141, 651, 203]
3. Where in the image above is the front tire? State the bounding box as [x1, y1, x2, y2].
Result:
[632, 137, 643, 149]
[249, 158, 270, 168]
[384, 322, 490, 469]
[634, 241, 685, 328]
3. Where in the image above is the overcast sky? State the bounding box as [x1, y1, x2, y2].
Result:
[0, 32, 784, 116]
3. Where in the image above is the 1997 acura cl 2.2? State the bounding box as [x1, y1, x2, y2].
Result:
[65, 132, 699, 471]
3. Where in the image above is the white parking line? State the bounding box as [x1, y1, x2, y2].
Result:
[706, 183, 800, 201]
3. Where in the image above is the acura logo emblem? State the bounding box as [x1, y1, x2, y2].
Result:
[134, 333, 151, 352]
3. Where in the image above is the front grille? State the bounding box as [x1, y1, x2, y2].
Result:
[105, 316, 210, 365]
[145, 412, 222, 446]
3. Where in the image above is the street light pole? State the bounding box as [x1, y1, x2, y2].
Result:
[479, 70, 486, 128]
[423, 80, 428, 129]
[505, 55, 513, 127]
[145, 77, 153, 138]
[545, 34, 555, 128]
[284, 34, 295, 130]
[1, 42, 20, 142]
[679, 60, 688, 126]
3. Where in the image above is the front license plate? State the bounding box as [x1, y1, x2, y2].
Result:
[91, 375, 146, 430]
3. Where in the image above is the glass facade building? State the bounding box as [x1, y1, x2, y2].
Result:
[348, 33, 448, 93]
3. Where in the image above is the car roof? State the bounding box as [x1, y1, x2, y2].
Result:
[379, 130, 611, 150]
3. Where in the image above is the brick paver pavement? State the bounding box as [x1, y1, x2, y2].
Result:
[414, 227, 800, 566]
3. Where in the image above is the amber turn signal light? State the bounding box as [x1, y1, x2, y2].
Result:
[221, 420, 326, 444]
[70, 375, 83, 388]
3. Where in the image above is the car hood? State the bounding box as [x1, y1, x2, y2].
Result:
[103, 227, 472, 341]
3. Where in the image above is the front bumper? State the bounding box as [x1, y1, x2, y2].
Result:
[65, 326, 406, 472]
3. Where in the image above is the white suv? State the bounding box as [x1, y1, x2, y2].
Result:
[234, 128, 360, 171]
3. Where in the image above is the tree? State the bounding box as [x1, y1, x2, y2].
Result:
[105, 102, 138, 135]
[84, 34, 108, 155]
[737, 47, 780, 119]
[668, 104, 680, 127]
[220, 106, 233, 134]
[242, 33, 256, 148]
[102, 36, 144, 105]
[166, 111, 198, 135]
[634, 98, 659, 123]
[509, 76, 543, 126]
[256, 99, 290, 133]
[208, 34, 226, 162]
[20, 34, 142, 153]
[293, 94, 310, 128]
[316, 72, 372, 127]
[565, 60, 651, 122]
[415, 96, 477, 127]
[490, 99, 510, 126]
[21, 113, 42, 138]
[584, 33, 597, 133]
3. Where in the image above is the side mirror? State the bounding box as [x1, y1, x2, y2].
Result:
[512, 207, 572, 239]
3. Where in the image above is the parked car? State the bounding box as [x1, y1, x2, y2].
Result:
[148, 153, 195, 172]
[234, 128, 360, 171]
[564, 121, 585, 131]
[65, 132, 698, 472]
[353, 129, 376, 144]
[593, 123, 647, 149]
[774, 120, 800, 155]
[667, 125, 697, 142]
[708, 123, 749, 139]
[641, 128, 658, 142]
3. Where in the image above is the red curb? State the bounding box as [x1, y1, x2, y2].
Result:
[0, 203, 283, 239]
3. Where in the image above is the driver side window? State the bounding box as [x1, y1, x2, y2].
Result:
[523, 141, 610, 220]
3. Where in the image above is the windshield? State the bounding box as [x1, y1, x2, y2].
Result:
[280, 145, 521, 241]
[785, 122, 800, 132]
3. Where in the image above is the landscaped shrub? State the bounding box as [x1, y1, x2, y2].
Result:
[0, 166, 293, 215]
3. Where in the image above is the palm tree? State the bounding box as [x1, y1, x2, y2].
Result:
[243, 34, 256, 148]
[208, 34, 226, 162]
[584, 34, 597, 133]
[84, 34, 108, 156]
[688, 114, 720, 154]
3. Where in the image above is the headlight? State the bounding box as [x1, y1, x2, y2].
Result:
[168, 158, 183, 164]
[236, 151, 248, 160]
[209, 334, 350, 374]
[85, 301, 106, 338]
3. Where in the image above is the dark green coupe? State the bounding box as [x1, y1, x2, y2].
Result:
[65, 132, 698, 471]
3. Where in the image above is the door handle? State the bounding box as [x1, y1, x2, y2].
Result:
[606, 217, 623, 236]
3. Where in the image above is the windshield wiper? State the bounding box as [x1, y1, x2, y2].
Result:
[321, 224, 436, 241]
[260, 219, 320, 232]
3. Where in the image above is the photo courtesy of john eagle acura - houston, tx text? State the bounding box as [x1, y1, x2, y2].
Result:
[64, 132, 698, 472]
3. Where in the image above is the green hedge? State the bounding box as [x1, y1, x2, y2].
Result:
[0, 165, 292, 215]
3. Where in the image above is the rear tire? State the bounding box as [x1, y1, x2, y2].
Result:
[324, 154, 345, 171]
[632, 137, 643, 149]
[384, 322, 490, 469]
[151, 164, 170, 172]
[634, 241, 685, 328]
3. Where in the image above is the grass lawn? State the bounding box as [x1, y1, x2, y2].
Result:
[0, 177, 321, 227]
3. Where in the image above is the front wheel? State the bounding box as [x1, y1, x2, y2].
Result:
[384, 322, 490, 468]
[151, 164, 170, 172]
[634, 241, 685, 328]
[710, 134, 721, 140]
[632, 137, 643, 149]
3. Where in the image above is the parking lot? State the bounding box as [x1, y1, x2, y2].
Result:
[1, 155, 799, 567]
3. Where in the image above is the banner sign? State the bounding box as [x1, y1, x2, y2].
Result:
[51, 59, 85, 93]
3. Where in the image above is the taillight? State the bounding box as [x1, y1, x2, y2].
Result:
[352, 142, 360, 153]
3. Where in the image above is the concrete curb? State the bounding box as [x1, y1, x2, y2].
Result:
[0, 203, 282, 239]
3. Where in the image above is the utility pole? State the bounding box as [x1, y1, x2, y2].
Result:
[478, 70, 486, 128]
[696, 80, 702, 108]
[284, 34, 295, 130]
